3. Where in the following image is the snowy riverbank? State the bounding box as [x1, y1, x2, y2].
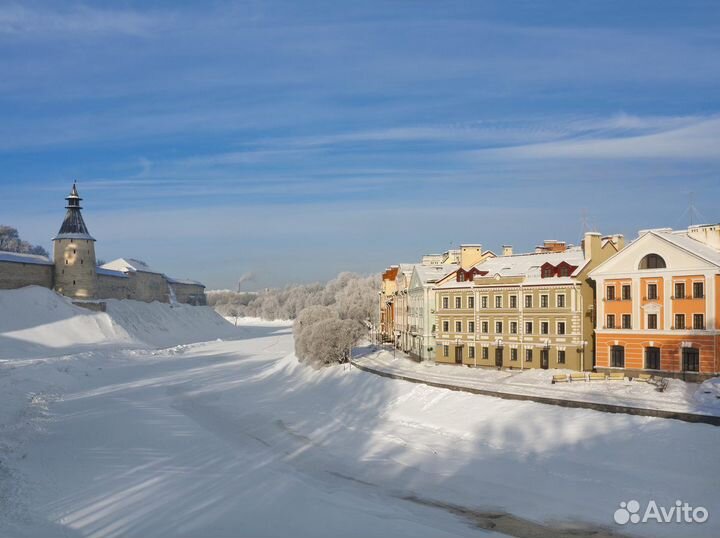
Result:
[353, 348, 720, 418]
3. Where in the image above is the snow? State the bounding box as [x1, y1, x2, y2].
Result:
[354, 350, 720, 417]
[1, 287, 718, 537]
[0, 286, 238, 360]
[0, 250, 53, 265]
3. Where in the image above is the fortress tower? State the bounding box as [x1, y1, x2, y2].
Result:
[53, 183, 97, 299]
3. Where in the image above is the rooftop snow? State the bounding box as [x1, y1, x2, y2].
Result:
[0, 250, 53, 266]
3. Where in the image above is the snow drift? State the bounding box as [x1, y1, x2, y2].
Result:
[0, 286, 239, 359]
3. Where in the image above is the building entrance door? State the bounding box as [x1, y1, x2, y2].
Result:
[454, 346, 463, 364]
[540, 349, 549, 369]
[495, 347, 503, 367]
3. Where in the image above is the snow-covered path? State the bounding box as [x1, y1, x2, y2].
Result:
[2, 322, 718, 537]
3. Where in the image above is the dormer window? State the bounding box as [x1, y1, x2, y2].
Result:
[541, 263, 555, 278]
[458, 272, 465, 282]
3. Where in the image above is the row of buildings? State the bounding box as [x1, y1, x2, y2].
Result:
[380, 224, 720, 380]
[0, 184, 206, 306]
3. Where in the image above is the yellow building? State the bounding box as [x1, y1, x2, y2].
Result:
[434, 233, 623, 371]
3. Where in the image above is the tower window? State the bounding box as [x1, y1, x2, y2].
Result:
[81, 259, 83, 264]
[73, 280, 76, 285]
[65, 260, 68, 265]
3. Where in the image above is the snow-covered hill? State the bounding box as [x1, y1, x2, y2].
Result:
[0, 286, 238, 360]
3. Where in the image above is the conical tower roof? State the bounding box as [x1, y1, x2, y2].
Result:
[53, 182, 95, 241]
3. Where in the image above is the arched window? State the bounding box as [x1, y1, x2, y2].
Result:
[639, 253, 666, 269]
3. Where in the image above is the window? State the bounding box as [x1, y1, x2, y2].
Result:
[639, 253, 666, 269]
[557, 321, 566, 335]
[510, 321, 518, 334]
[606, 286, 615, 300]
[558, 265, 571, 277]
[72, 280, 76, 286]
[621, 314, 631, 329]
[458, 272, 465, 282]
[525, 349, 533, 362]
[542, 266, 554, 278]
[610, 345, 625, 368]
[443, 345, 449, 357]
[540, 321, 549, 335]
[647, 314, 658, 329]
[481, 346, 489, 360]
[495, 321, 503, 334]
[481, 321, 489, 333]
[525, 321, 533, 334]
[509, 295, 517, 309]
[442, 320, 449, 332]
[645, 347, 660, 370]
[469, 346, 475, 359]
[693, 314, 704, 330]
[540, 294, 548, 308]
[525, 295, 532, 308]
[674, 314, 685, 330]
[468, 321, 475, 333]
[455, 297, 462, 309]
[556, 294, 565, 308]
[442, 297, 449, 309]
[495, 295, 502, 308]
[455, 321, 462, 332]
[693, 282, 704, 299]
[674, 282, 685, 299]
[606, 314, 615, 329]
[557, 350, 566, 364]
[682, 348, 699, 372]
[80, 259, 83, 265]
[647, 283, 658, 300]
[511, 348, 518, 361]
[481, 296, 488, 308]
[468, 296, 475, 309]
[622, 285, 631, 300]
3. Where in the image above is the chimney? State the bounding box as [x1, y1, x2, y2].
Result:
[460, 244, 483, 270]
[688, 224, 720, 249]
[583, 232, 602, 261]
[502, 245, 513, 256]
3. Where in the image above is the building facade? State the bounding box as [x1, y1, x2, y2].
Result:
[434, 233, 624, 371]
[589, 225, 720, 380]
[0, 184, 206, 305]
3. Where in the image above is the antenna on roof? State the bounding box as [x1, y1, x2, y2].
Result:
[678, 191, 705, 228]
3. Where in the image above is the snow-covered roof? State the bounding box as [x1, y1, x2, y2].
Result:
[96, 267, 129, 278]
[100, 258, 164, 275]
[167, 277, 205, 287]
[659, 230, 720, 267]
[0, 250, 53, 266]
[415, 263, 459, 284]
[436, 247, 586, 288]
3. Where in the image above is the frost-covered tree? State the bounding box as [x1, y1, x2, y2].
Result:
[293, 306, 365, 365]
[0, 225, 49, 257]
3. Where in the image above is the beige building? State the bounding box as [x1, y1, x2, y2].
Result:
[0, 184, 206, 306]
[434, 233, 624, 371]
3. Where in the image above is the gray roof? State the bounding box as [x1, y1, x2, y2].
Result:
[167, 277, 205, 287]
[54, 184, 94, 241]
[100, 258, 164, 275]
[96, 267, 129, 278]
[0, 250, 53, 266]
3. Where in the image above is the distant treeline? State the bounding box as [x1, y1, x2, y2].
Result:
[207, 272, 380, 323]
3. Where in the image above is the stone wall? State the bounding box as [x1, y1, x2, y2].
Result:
[0, 261, 54, 290]
[170, 282, 207, 305]
[132, 271, 170, 303]
[96, 273, 132, 300]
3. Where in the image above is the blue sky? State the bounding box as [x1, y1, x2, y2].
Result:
[2, 1, 719, 290]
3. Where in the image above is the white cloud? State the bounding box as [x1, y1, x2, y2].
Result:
[472, 116, 720, 160]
